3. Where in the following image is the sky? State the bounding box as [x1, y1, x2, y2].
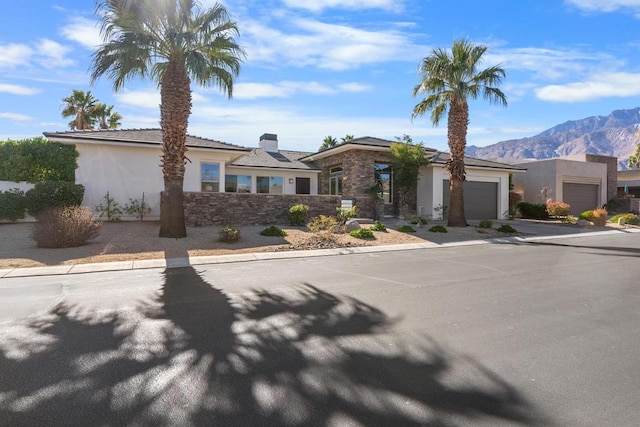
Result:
[1, 0, 640, 153]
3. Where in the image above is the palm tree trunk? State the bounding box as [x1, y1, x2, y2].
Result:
[447, 99, 469, 227]
[159, 59, 191, 238]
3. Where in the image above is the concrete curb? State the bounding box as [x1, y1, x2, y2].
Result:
[2, 227, 638, 279]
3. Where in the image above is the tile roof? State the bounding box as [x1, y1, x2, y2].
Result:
[429, 151, 526, 170]
[43, 128, 249, 152]
[231, 148, 320, 171]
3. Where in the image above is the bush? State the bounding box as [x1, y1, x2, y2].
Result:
[0, 137, 78, 183]
[609, 213, 640, 225]
[307, 215, 339, 233]
[591, 208, 607, 226]
[0, 188, 26, 222]
[288, 204, 309, 226]
[410, 216, 428, 225]
[478, 220, 493, 229]
[579, 210, 594, 221]
[336, 205, 357, 224]
[546, 201, 571, 217]
[124, 193, 151, 220]
[497, 224, 517, 233]
[32, 206, 101, 248]
[95, 191, 123, 221]
[349, 228, 374, 239]
[25, 181, 84, 217]
[428, 225, 447, 233]
[218, 226, 240, 243]
[260, 225, 287, 237]
[397, 225, 416, 233]
[370, 220, 387, 232]
[517, 202, 549, 219]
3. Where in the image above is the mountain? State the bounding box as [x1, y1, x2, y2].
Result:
[466, 107, 640, 170]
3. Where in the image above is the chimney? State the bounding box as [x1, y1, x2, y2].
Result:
[259, 133, 278, 153]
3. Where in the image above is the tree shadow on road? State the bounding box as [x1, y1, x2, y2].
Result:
[0, 266, 547, 426]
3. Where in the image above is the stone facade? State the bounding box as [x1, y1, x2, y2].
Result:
[184, 192, 341, 226]
[584, 154, 618, 202]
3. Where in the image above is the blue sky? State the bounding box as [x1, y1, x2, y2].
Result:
[1, 0, 639, 152]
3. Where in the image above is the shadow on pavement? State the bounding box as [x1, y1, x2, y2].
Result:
[0, 266, 547, 426]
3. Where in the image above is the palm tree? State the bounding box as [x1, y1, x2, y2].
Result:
[93, 103, 123, 129]
[91, 0, 243, 238]
[61, 89, 99, 130]
[412, 39, 507, 227]
[340, 134, 354, 144]
[629, 144, 640, 169]
[320, 135, 338, 151]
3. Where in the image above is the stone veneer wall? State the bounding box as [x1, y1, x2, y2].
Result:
[184, 192, 341, 226]
[584, 154, 618, 202]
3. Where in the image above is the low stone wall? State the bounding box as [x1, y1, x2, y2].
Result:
[184, 192, 342, 226]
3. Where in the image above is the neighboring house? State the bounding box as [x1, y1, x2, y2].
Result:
[45, 130, 522, 224]
[617, 169, 640, 198]
[512, 155, 616, 215]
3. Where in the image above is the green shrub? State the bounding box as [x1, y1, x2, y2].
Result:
[288, 204, 309, 226]
[410, 216, 428, 225]
[95, 191, 123, 221]
[546, 201, 571, 217]
[307, 215, 339, 232]
[397, 225, 416, 233]
[478, 220, 492, 229]
[260, 225, 287, 237]
[592, 208, 607, 226]
[218, 226, 240, 243]
[349, 228, 374, 239]
[336, 205, 357, 224]
[0, 188, 26, 221]
[428, 225, 447, 233]
[0, 137, 78, 183]
[370, 220, 387, 232]
[25, 181, 84, 217]
[609, 213, 640, 225]
[32, 206, 101, 248]
[124, 193, 151, 220]
[517, 202, 549, 219]
[497, 224, 517, 233]
[580, 210, 594, 221]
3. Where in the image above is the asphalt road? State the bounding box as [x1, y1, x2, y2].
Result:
[0, 232, 639, 426]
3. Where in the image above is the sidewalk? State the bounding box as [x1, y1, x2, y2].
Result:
[1, 220, 638, 279]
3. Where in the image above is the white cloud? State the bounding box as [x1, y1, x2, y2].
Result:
[566, 0, 640, 15]
[0, 43, 33, 68]
[35, 39, 75, 68]
[0, 83, 40, 95]
[535, 72, 640, 102]
[0, 112, 33, 121]
[281, 0, 400, 12]
[115, 89, 160, 109]
[232, 80, 371, 99]
[337, 82, 372, 92]
[60, 16, 103, 49]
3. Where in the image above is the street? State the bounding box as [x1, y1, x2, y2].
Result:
[1, 233, 639, 426]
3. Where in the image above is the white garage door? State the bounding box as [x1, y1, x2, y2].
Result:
[563, 183, 599, 215]
[443, 180, 498, 219]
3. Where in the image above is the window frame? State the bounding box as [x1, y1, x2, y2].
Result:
[201, 162, 220, 192]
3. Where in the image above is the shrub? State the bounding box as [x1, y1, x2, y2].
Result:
[307, 215, 339, 233]
[218, 226, 240, 243]
[579, 210, 594, 221]
[397, 225, 416, 233]
[336, 205, 357, 224]
[0, 188, 26, 222]
[516, 202, 549, 219]
[410, 216, 428, 225]
[609, 213, 640, 225]
[32, 206, 102, 248]
[370, 220, 387, 232]
[498, 224, 517, 233]
[0, 137, 78, 183]
[428, 225, 447, 233]
[546, 201, 571, 217]
[95, 191, 123, 221]
[124, 193, 151, 220]
[260, 225, 287, 237]
[591, 208, 607, 226]
[288, 204, 309, 226]
[25, 181, 84, 217]
[478, 220, 493, 229]
[349, 228, 374, 239]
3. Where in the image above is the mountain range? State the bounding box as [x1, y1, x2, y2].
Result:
[466, 107, 640, 170]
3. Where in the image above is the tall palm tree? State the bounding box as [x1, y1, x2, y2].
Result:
[412, 39, 506, 226]
[61, 89, 99, 130]
[91, 0, 244, 238]
[93, 103, 123, 129]
[320, 135, 337, 151]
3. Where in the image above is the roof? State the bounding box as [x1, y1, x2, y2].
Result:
[429, 152, 526, 171]
[43, 128, 250, 152]
[231, 148, 320, 171]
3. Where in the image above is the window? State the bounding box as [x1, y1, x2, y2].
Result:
[257, 176, 283, 194]
[330, 166, 343, 195]
[375, 163, 392, 203]
[296, 177, 311, 194]
[201, 162, 220, 192]
[225, 174, 251, 193]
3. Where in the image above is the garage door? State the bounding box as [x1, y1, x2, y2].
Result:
[443, 180, 498, 219]
[563, 183, 598, 215]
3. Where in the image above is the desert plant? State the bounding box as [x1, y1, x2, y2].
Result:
[516, 202, 549, 220]
[591, 208, 608, 226]
[579, 210, 594, 221]
[218, 225, 240, 243]
[260, 225, 287, 237]
[349, 228, 375, 239]
[95, 191, 123, 221]
[410, 216, 429, 226]
[0, 188, 26, 222]
[288, 204, 309, 226]
[497, 224, 517, 233]
[370, 220, 387, 232]
[25, 181, 84, 217]
[433, 204, 448, 221]
[124, 193, 151, 220]
[478, 219, 492, 229]
[336, 205, 357, 224]
[397, 225, 417, 233]
[32, 206, 102, 248]
[429, 225, 448, 233]
[307, 215, 339, 233]
[546, 201, 571, 218]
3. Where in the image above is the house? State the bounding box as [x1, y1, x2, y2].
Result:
[616, 169, 640, 213]
[45, 129, 522, 224]
[511, 155, 616, 215]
